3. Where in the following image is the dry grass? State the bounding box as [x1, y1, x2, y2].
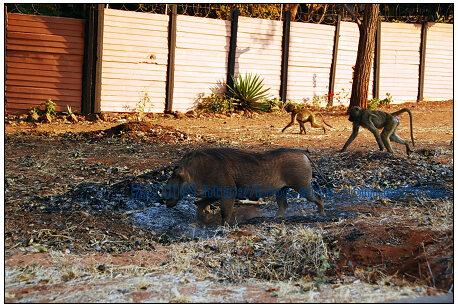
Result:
[167, 224, 331, 282]
[6, 250, 162, 288]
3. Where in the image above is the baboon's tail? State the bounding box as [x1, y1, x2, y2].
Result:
[391, 108, 415, 147]
[317, 113, 333, 128]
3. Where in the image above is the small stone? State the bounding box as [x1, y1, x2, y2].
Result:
[185, 110, 197, 118]
[174, 111, 185, 119]
[99, 112, 109, 121]
[85, 113, 101, 122]
[97, 264, 106, 272]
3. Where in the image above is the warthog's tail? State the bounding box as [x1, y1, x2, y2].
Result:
[301, 150, 329, 187]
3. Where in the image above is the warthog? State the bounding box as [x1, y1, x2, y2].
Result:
[161, 147, 324, 225]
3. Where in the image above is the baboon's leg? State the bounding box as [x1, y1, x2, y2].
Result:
[282, 121, 295, 133]
[390, 132, 413, 155]
[295, 185, 325, 216]
[367, 122, 385, 151]
[341, 124, 360, 152]
[275, 187, 289, 218]
[310, 117, 326, 133]
[282, 114, 296, 133]
[298, 120, 307, 134]
[220, 199, 235, 225]
[381, 120, 398, 153]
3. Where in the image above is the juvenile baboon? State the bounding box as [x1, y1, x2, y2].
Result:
[341, 106, 415, 155]
[282, 104, 333, 134]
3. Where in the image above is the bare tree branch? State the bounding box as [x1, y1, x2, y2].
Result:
[344, 4, 362, 28]
[317, 4, 328, 24]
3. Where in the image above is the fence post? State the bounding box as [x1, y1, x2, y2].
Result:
[93, 4, 105, 113]
[5, 6, 7, 99]
[279, 10, 291, 102]
[81, 4, 98, 114]
[417, 21, 428, 102]
[327, 15, 341, 106]
[226, 9, 239, 97]
[373, 17, 381, 99]
[165, 4, 177, 113]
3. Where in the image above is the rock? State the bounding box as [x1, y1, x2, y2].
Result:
[185, 110, 197, 118]
[99, 112, 109, 121]
[68, 113, 79, 123]
[174, 111, 185, 119]
[85, 113, 101, 122]
[27, 112, 40, 122]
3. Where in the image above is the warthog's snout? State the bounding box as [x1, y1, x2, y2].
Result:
[164, 199, 179, 208]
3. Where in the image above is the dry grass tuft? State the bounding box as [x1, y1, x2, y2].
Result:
[168, 224, 331, 282]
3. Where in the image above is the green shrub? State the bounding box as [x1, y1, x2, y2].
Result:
[284, 100, 302, 110]
[44, 99, 56, 115]
[257, 97, 285, 113]
[29, 106, 41, 115]
[368, 93, 392, 110]
[227, 73, 271, 111]
[196, 93, 234, 114]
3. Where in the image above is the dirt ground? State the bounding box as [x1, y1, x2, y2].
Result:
[4, 101, 454, 303]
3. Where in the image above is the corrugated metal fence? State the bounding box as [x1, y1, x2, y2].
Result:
[4, 9, 453, 114]
[5, 13, 85, 113]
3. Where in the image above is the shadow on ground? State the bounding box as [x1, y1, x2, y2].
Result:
[32, 152, 452, 242]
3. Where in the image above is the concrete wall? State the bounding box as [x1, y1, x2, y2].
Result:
[96, 9, 168, 113]
[423, 23, 453, 101]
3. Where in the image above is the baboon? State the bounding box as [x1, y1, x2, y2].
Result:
[282, 104, 333, 134]
[341, 106, 415, 155]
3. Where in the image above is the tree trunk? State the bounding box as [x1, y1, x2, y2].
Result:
[284, 4, 299, 21]
[349, 4, 379, 110]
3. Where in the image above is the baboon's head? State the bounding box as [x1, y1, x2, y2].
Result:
[284, 103, 296, 113]
[348, 106, 362, 123]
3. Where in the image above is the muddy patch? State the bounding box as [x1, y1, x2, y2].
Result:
[331, 222, 453, 290]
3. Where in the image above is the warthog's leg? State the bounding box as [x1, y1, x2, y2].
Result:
[220, 199, 235, 225]
[275, 187, 289, 219]
[296, 185, 325, 216]
[196, 198, 215, 224]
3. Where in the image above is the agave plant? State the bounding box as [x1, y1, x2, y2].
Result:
[227, 73, 270, 111]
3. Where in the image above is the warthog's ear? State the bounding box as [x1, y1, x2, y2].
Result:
[175, 167, 190, 181]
